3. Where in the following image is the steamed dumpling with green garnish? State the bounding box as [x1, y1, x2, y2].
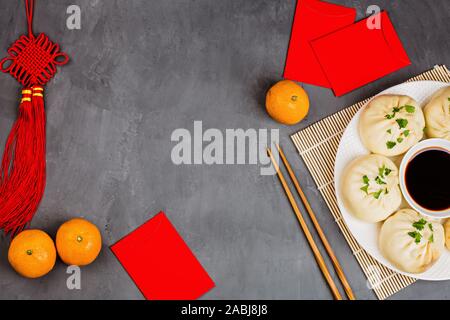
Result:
[423, 86, 450, 140]
[359, 95, 425, 156]
[379, 209, 444, 273]
[341, 154, 402, 222]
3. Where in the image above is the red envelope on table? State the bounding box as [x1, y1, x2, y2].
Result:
[110, 212, 215, 300]
[311, 11, 411, 96]
[283, 0, 356, 87]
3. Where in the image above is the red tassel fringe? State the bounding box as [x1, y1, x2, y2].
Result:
[0, 86, 46, 236]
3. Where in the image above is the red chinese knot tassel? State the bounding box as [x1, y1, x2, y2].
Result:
[0, 0, 68, 235]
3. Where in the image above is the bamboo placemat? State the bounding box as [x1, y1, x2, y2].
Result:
[291, 65, 450, 300]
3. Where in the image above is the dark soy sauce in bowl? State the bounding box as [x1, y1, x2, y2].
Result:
[405, 149, 450, 212]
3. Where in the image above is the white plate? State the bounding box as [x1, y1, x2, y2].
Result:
[334, 81, 450, 280]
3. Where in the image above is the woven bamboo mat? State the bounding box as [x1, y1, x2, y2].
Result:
[291, 65, 450, 300]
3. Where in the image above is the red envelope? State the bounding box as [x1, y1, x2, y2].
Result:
[110, 212, 215, 300]
[283, 0, 356, 87]
[311, 11, 411, 96]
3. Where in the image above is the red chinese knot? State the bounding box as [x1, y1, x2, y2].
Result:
[0, 0, 68, 87]
[0, 33, 68, 87]
[0, 0, 69, 235]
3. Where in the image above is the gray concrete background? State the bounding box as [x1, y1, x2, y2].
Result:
[0, 0, 448, 300]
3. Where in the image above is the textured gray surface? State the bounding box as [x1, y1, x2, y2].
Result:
[0, 0, 449, 300]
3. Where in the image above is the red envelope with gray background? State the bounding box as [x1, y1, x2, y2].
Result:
[311, 11, 411, 96]
[111, 212, 215, 300]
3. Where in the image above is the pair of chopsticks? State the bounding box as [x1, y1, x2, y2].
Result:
[267, 144, 355, 300]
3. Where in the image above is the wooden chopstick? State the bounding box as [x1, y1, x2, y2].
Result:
[276, 144, 356, 300]
[267, 148, 343, 300]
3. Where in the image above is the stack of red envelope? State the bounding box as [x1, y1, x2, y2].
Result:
[284, 0, 410, 96]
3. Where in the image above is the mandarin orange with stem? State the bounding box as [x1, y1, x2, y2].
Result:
[8, 230, 56, 278]
[56, 218, 102, 266]
[266, 80, 310, 125]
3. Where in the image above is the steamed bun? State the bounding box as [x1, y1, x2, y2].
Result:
[341, 154, 402, 222]
[379, 209, 444, 273]
[359, 95, 425, 156]
[423, 86, 450, 140]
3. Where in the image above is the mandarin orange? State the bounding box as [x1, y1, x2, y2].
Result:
[266, 80, 309, 125]
[56, 218, 102, 266]
[8, 230, 56, 278]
